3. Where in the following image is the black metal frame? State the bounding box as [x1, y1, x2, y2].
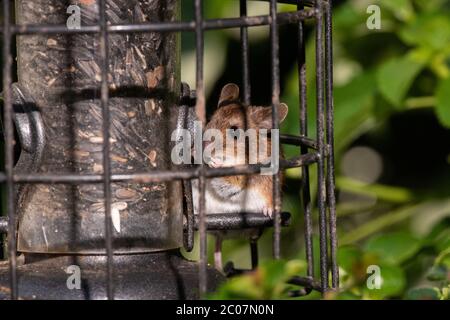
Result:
[1, 0, 338, 299]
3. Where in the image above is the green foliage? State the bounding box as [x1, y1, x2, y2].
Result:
[336, 241, 408, 300]
[399, 13, 450, 51]
[336, 228, 450, 300]
[211, 226, 450, 300]
[332, 72, 376, 151]
[376, 55, 424, 108]
[379, 0, 415, 21]
[406, 287, 442, 300]
[405, 261, 450, 300]
[364, 232, 421, 265]
[209, 260, 307, 300]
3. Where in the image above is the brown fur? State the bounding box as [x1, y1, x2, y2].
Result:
[204, 83, 288, 205]
[202, 83, 288, 272]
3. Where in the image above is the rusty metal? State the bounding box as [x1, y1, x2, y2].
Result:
[3, 10, 317, 35]
[297, 0, 314, 287]
[0, 152, 319, 184]
[269, 0, 282, 261]
[191, 212, 291, 231]
[315, 0, 329, 291]
[2, 0, 18, 300]
[324, 0, 339, 290]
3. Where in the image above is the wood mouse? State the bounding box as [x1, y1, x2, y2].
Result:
[192, 83, 288, 271]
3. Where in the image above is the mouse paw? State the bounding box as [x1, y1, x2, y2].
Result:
[262, 206, 273, 218]
[208, 157, 224, 168]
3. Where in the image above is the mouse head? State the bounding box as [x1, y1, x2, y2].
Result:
[203, 83, 288, 168]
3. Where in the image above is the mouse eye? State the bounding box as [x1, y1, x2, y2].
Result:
[229, 126, 240, 139]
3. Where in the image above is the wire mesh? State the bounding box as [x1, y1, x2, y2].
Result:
[0, 0, 338, 300]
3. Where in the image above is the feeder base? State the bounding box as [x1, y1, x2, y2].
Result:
[0, 250, 224, 299]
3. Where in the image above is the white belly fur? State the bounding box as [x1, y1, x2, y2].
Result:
[191, 178, 269, 215]
[192, 178, 268, 239]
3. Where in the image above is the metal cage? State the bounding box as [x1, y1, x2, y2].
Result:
[0, 0, 338, 299]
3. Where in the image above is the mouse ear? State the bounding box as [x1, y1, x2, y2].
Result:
[278, 103, 288, 123]
[250, 103, 289, 129]
[218, 83, 240, 107]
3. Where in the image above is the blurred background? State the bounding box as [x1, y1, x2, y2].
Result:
[0, 0, 449, 300]
[181, 0, 450, 300]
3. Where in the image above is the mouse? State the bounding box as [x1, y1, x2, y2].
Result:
[191, 83, 288, 271]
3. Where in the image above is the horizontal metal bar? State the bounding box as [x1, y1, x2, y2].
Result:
[190, 212, 291, 231]
[280, 134, 317, 149]
[288, 275, 322, 292]
[255, 0, 315, 6]
[10, 22, 190, 35]
[4, 9, 317, 36]
[0, 152, 319, 184]
[204, 9, 316, 30]
[0, 211, 290, 234]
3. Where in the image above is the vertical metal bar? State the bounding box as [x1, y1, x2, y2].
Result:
[269, 0, 281, 260]
[99, 0, 114, 300]
[181, 83, 195, 252]
[240, 0, 251, 105]
[2, 0, 18, 300]
[183, 179, 194, 252]
[315, 0, 329, 292]
[324, 0, 338, 290]
[297, 0, 314, 279]
[194, 0, 207, 297]
[241, 0, 256, 269]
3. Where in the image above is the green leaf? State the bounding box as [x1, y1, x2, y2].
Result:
[211, 275, 262, 300]
[337, 246, 361, 273]
[426, 265, 448, 281]
[263, 260, 300, 291]
[436, 248, 450, 268]
[380, 0, 415, 21]
[340, 204, 420, 245]
[333, 4, 366, 31]
[364, 231, 421, 265]
[441, 286, 450, 300]
[432, 229, 450, 257]
[336, 177, 414, 203]
[413, 0, 449, 13]
[210, 259, 307, 300]
[333, 71, 376, 152]
[435, 77, 450, 128]
[336, 291, 362, 300]
[399, 13, 450, 50]
[406, 287, 441, 300]
[376, 55, 424, 108]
